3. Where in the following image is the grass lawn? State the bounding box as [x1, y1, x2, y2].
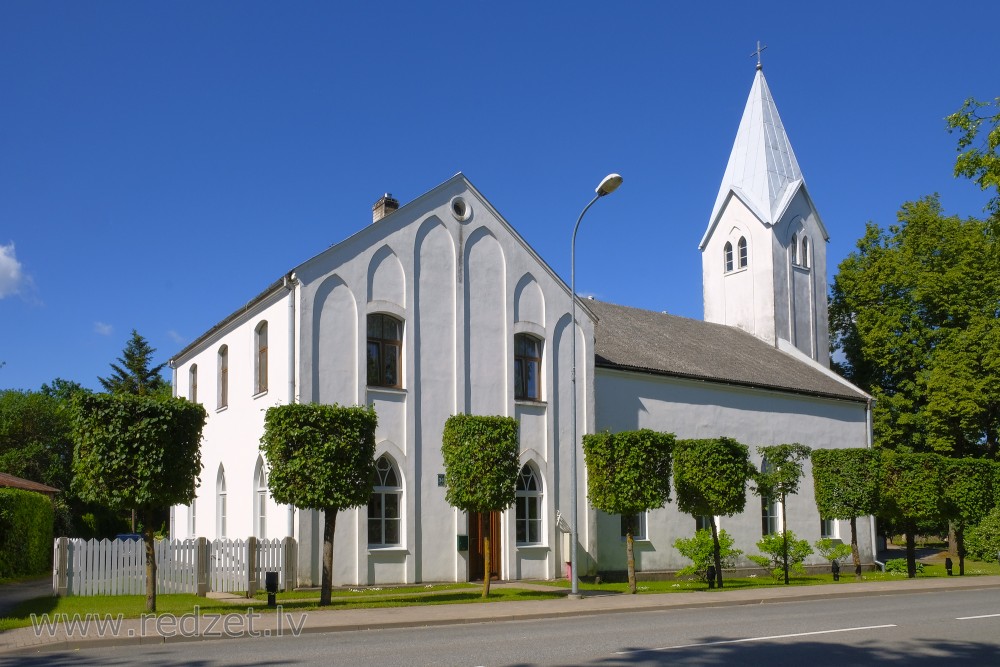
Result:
[250, 581, 479, 601]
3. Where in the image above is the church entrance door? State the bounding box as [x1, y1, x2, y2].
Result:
[468, 511, 501, 581]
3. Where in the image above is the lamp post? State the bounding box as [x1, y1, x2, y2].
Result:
[569, 173, 622, 598]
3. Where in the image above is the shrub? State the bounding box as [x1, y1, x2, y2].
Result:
[748, 531, 813, 581]
[673, 528, 742, 582]
[0, 488, 54, 578]
[885, 558, 924, 574]
[965, 506, 1000, 562]
[814, 538, 852, 563]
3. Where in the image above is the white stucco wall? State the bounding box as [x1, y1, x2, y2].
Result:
[172, 175, 594, 587]
[592, 367, 874, 573]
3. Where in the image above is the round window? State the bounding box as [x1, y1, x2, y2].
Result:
[450, 196, 471, 221]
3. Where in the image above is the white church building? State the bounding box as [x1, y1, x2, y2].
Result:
[169, 66, 875, 586]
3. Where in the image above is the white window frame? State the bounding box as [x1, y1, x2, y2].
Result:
[368, 455, 402, 547]
[515, 463, 543, 545]
[620, 512, 647, 541]
[216, 465, 227, 539]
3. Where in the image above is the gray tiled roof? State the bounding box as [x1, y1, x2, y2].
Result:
[589, 299, 867, 403]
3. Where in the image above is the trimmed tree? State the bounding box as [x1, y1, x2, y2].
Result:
[878, 451, 944, 578]
[673, 437, 754, 589]
[583, 429, 674, 594]
[73, 393, 205, 611]
[260, 403, 377, 606]
[811, 448, 881, 579]
[441, 415, 519, 598]
[753, 444, 812, 585]
[942, 458, 996, 575]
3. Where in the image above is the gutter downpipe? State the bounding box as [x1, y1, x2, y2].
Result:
[867, 397, 884, 572]
[284, 273, 297, 539]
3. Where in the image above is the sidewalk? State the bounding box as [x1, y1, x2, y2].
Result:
[3, 575, 1000, 656]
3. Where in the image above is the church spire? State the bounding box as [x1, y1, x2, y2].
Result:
[699, 65, 825, 248]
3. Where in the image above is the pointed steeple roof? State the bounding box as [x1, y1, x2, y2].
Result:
[700, 69, 826, 248]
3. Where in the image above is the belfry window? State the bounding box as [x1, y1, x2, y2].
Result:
[737, 237, 748, 268]
[724, 242, 734, 272]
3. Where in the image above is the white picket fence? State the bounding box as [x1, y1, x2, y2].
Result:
[53, 537, 294, 596]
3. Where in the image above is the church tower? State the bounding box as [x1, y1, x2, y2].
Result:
[700, 62, 830, 366]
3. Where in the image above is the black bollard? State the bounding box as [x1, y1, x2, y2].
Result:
[945, 557, 953, 576]
[831, 559, 840, 581]
[706, 565, 716, 589]
[265, 571, 279, 607]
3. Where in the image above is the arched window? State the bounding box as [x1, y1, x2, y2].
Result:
[189, 496, 197, 537]
[790, 234, 799, 266]
[514, 334, 542, 401]
[367, 314, 403, 388]
[737, 237, 748, 268]
[801, 236, 810, 268]
[255, 458, 268, 538]
[515, 464, 542, 544]
[760, 457, 779, 536]
[723, 242, 734, 272]
[217, 345, 229, 409]
[368, 455, 401, 546]
[189, 365, 198, 402]
[254, 321, 268, 394]
[216, 465, 227, 539]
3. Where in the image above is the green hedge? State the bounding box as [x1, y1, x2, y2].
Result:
[0, 488, 54, 578]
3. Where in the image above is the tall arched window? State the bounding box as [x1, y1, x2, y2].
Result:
[254, 321, 268, 394]
[760, 457, 779, 536]
[514, 334, 542, 401]
[255, 457, 268, 538]
[801, 236, 810, 268]
[723, 242, 734, 272]
[515, 464, 542, 545]
[217, 345, 229, 409]
[367, 314, 403, 388]
[368, 455, 401, 546]
[189, 496, 197, 537]
[189, 364, 198, 402]
[737, 237, 748, 268]
[790, 234, 799, 265]
[216, 465, 227, 539]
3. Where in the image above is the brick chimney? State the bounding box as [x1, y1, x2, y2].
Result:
[372, 193, 399, 223]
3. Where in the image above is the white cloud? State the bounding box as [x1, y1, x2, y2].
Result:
[166, 330, 186, 344]
[0, 242, 24, 298]
[94, 321, 114, 336]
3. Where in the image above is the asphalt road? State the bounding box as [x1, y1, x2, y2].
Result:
[4, 587, 999, 666]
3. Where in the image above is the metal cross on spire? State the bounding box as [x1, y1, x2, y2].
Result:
[751, 40, 767, 71]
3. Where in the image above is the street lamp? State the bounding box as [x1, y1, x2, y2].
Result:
[569, 173, 622, 598]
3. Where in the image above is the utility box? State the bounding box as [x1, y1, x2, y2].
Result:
[457, 535, 469, 552]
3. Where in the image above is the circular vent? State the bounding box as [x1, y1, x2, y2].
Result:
[450, 196, 471, 221]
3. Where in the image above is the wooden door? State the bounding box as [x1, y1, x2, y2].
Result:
[468, 511, 501, 581]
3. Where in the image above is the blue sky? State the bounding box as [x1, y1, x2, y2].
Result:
[1, 1, 996, 392]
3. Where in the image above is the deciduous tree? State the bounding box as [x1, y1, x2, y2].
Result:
[830, 196, 1000, 457]
[73, 393, 205, 611]
[260, 403, 377, 606]
[947, 96, 1000, 215]
[753, 444, 812, 585]
[942, 458, 997, 575]
[441, 415, 519, 598]
[673, 437, 754, 589]
[811, 448, 880, 579]
[878, 451, 944, 578]
[583, 429, 674, 594]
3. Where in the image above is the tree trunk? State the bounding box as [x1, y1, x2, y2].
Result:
[947, 522, 958, 557]
[905, 525, 917, 579]
[482, 521, 491, 598]
[320, 508, 338, 606]
[143, 508, 157, 612]
[626, 525, 636, 594]
[710, 519, 723, 589]
[781, 492, 789, 585]
[957, 524, 966, 576]
[850, 516, 862, 580]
